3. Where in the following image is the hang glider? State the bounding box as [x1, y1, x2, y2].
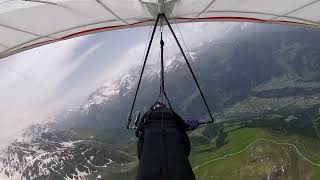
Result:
[1, 0, 320, 59]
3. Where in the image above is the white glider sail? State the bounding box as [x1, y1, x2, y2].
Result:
[0, 0, 320, 59]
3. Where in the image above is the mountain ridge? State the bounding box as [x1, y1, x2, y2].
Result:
[1, 23, 320, 179]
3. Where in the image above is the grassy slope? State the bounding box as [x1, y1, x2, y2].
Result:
[73, 127, 320, 180]
[190, 127, 320, 180]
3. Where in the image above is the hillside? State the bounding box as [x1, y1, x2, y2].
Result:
[1, 23, 320, 179]
[190, 127, 320, 180]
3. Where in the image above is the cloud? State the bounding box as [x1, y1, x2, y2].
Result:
[0, 21, 238, 145]
[107, 22, 237, 78]
[43, 41, 106, 110]
[0, 36, 88, 143]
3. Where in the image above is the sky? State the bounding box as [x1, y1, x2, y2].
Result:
[0, 21, 238, 143]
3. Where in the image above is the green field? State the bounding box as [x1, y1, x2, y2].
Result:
[189, 127, 320, 180]
[74, 124, 320, 179]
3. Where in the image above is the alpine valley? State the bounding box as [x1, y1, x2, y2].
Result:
[1, 23, 320, 180]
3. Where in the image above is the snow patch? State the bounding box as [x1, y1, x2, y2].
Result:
[64, 167, 88, 180]
[60, 140, 85, 148]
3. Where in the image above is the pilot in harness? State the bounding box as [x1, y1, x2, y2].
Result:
[126, 13, 215, 180]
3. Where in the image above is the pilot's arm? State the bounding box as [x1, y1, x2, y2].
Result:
[173, 112, 200, 131]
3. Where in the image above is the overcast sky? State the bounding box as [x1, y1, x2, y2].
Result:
[0, 21, 238, 143]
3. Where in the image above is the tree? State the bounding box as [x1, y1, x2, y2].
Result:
[216, 126, 228, 148]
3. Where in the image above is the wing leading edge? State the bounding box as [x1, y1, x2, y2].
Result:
[0, 0, 319, 59]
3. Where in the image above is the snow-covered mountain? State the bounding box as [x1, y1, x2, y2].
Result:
[0, 39, 200, 179]
[1, 23, 319, 180]
[0, 124, 135, 180]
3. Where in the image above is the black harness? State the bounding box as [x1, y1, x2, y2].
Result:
[135, 107, 195, 180]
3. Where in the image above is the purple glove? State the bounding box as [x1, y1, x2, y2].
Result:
[185, 119, 200, 130]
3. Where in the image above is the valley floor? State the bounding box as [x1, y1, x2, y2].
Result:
[190, 127, 320, 180]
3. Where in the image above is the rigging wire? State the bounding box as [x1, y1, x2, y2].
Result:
[160, 20, 165, 129]
[162, 14, 215, 124]
[158, 17, 174, 112]
[143, 24, 162, 108]
[144, 25, 161, 81]
[160, 25, 174, 112]
[151, 38, 162, 106]
[140, 22, 154, 65]
[160, 22, 164, 104]
[131, 21, 155, 117]
[169, 12, 201, 76]
[127, 14, 161, 129]
[127, 13, 215, 129]
[169, 12, 214, 123]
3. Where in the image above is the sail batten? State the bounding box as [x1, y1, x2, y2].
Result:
[0, 0, 319, 59]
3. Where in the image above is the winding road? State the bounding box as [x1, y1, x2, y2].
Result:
[193, 138, 320, 171]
